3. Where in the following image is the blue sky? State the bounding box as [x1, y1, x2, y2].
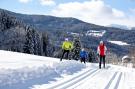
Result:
[0, 0, 135, 27]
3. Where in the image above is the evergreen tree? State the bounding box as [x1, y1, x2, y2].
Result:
[23, 25, 34, 54]
[88, 49, 98, 63]
[71, 36, 81, 60]
[31, 29, 40, 55]
[87, 49, 93, 62]
[36, 32, 42, 55]
[42, 32, 49, 56]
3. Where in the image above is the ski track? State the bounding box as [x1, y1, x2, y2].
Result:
[32, 64, 135, 89]
[70, 70, 123, 89]
[68, 69, 105, 89]
[58, 70, 99, 89]
[49, 70, 123, 89]
[104, 72, 122, 89]
[69, 69, 116, 89]
[114, 72, 122, 89]
[34, 65, 129, 89]
[47, 69, 99, 89]
[104, 72, 118, 89]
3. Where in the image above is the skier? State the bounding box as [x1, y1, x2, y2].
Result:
[97, 41, 107, 69]
[80, 48, 87, 64]
[60, 38, 73, 61]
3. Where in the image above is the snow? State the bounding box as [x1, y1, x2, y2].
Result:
[70, 32, 80, 36]
[122, 55, 129, 60]
[86, 30, 106, 37]
[67, 30, 106, 37]
[108, 24, 130, 30]
[0, 50, 135, 89]
[32, 64, 135, 89]
[67, 32, 82, 36]
[108, 41, 130, 46]
[0, 50, 85, 89]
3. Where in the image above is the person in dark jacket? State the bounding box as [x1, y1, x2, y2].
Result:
[80, 48, 87, 63]
[97, 41, 107, 69]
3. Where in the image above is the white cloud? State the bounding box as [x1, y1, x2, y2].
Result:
[112, 9, 125, 18]
[130, 8, 135, 13]
[49, 0, 135, 27]
[39, 0, 56, 6]
[19, 0, 32, 3]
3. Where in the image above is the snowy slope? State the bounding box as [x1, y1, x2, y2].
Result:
[0, 50, 135, 89]
[0, 50, 85, 89]
[32, 64, 135, 89]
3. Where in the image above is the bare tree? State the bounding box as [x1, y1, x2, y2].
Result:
[129, 47, 135, 68]
[106, 52, 120, 65]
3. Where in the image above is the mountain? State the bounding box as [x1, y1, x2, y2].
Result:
[0, 8, 135, 57]
[108, 24, 130, 30]
[131, 27, 135, 30]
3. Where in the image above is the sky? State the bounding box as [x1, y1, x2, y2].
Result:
[0, 0, 135, 27]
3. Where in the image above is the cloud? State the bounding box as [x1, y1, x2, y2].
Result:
[50, 0, 135, 27]
[130, 8, 135, 13]
[19, 0, 32, 3]
[39, 0, 56, 6]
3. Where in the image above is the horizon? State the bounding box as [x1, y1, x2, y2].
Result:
[0, 0, 135, 27]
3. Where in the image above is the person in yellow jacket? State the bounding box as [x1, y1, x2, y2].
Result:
[60, 38, 73, 61]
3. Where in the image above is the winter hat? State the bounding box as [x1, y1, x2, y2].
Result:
[65, 38, 69, 41]
[81, 48, 84, 51]
[100, 40, 103, 44]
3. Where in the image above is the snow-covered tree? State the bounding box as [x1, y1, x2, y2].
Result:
[71, 36, 81, 60]
[106, 52, 120, 64]
[129, 48, 135, 68]
[23, 25, 34, 54]
[23, 25, 45, 55]
[42, 32, 49, 56]
[87, 49, 97, 63]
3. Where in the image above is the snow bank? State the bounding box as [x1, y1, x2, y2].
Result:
[0, 50, 86, 89]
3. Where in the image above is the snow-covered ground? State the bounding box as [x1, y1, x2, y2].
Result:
[0, 50, 135, 89]
[108, 41, 130, 46]
[86, 30, 106, 37]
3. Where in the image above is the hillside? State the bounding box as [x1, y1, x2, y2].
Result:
[0, 8, 135, 57]
[0, 9, 49, 56]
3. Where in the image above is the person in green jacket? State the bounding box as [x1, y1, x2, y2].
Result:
[60, 38, 73, 61]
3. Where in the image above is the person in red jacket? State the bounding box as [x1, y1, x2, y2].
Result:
[97, 41, 107, 69]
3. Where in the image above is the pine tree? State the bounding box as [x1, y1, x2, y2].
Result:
[87, 49, 93, 62]
[35, 32, 42, 55]
[42, 32, 48, 56]
[71, 36, 81, 60]
[88, 49, 98, 63]
[31, 29, 39, 55]
[23, 25, 34, 54]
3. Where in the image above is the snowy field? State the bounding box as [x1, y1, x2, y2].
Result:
[108, 41, 130, 46]
[0, 50, 135, 89]
[86, 30, 106, 37]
